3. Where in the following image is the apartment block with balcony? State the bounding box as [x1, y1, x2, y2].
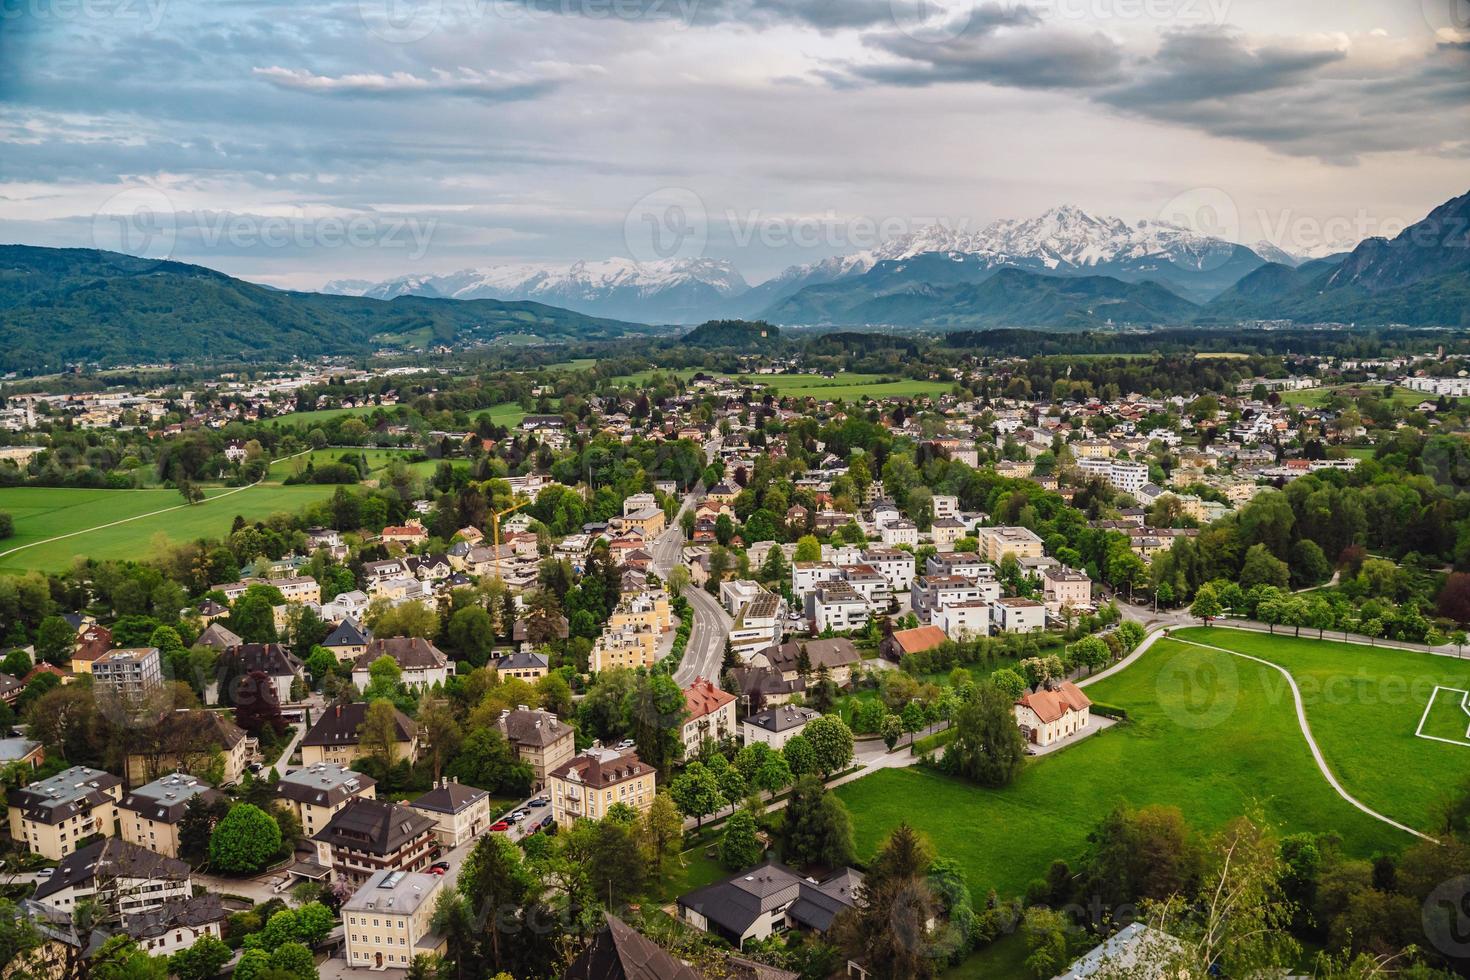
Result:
[549, 746, 655, 827]
[8, 766, 124, 860]
[311, 798, 438, 886]
[117, 773, 226, 860]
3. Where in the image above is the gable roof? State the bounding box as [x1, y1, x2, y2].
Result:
[760, 639, 860, 674]
[303, 701, 415, 748]
[684, 677, 735, 721]
[195, 623, 243, 650]
[323, 618, 372, 647]
[496, 706, 572, 748]
[677, 860, 863, 939]
[34, 838, 189, 903]
[565, 913, 703, 980]
[1017, 681, 1092, 724]
[410, 780, 489, 816]
[351, 636, 448, 672]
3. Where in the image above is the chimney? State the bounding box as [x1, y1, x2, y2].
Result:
[335, 704, 342, 718]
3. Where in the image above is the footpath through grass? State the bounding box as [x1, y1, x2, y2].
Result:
[836, 637, 1408, 904]
[1173, 626, 1470, 834]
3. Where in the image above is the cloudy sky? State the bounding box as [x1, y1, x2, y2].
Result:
[0, 0, 1466, 288]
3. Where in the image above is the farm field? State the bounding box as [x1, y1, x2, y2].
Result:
[835, 636, 1408, 905]
[270, 403, 408, 425]
[266, 447, 422, 481]
[750, 372, 949, 400]
[471, 403, 528, 427]
[1278, 383, 1469, 410]
[0, 484, 336, 574]
[1172, 626, 1470, 833]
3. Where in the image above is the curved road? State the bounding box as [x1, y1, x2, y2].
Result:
[675, 585, 734, 686]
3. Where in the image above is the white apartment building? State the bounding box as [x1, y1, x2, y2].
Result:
[992, 597, 1046, 633]
[933, 600, 993, 639]
[804, 582, 872, 633]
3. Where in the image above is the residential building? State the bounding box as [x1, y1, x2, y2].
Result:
[678, 861, 863, 949]
[932, 495, 960, 520]
[791, 561, 842, 599]
[803, 581, 871, 633]
[342, 870, 446, 970]
[975, 525, 1045, 563]
[933, 600, 993, 640]
[838, 564, 891, 606]
[214, 643, 300, 706]
[312, 798, 438, 885]
[91, 648, 163, 703]
[350, 637, 451, 691]
[33, 838, 191, 918]
[408, 779, 491, 848]
[301, 701, 419, 768]
[750, 639, 860, 688]
[276, 763, 377, 838]
[590, 623, 658, 672]
[8, 766, 124, 859]
[727, 590, 785, 660]
[124, 894, 228, 957]
[930, 517, 966, 549]
[125, 709, 254, 787]
[496, 706, 575, 790]
[117, 773, 225, 859]
[860, 548, 916, 593]
[549, 746, 655, 826]
[741, 704, 820, 750]
[1057, 922, 1182, 980]
[69, 624, 114, 675]
[1015, 681, 1093, 747]
[910, 575, 1000, 623]
[1041, 566, 1093, 616]
[491, 650, 549, 681]
[992, 597, 1046, 633]
[322, 619, 372, 664]
[880, 520, 919, 548]
[682, 677, 737, 754]
[566, 912, 704, 980]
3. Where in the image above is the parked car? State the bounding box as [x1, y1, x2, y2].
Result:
[430, 861, 450, 872]
[538, 816, 553, 831]
[428, 866, 446, 876]
[490, 821, 510, 832]
[529, 797, 548, 808]
[616, 739, 635, 749]
[35, 868, 52, 878]
[511, 809, 529, 821]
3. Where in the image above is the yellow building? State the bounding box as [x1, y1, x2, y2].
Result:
[549, 746, 655, 827]
[275, 764, 377, 839]
[8, 766, 123, 860]
[117, 773, 226, 859]
[342, 870, 446, 970]
[496, 707, 575, 791]
[976, 525, 1045, 563]
[622, 507, 667, 539]
[408, 780, 492, 847]
[589, 625, 657, 673]
[609, 590, 672, 633]
[300, 702, 419, 768]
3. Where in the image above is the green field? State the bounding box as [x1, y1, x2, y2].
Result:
[267, 448, 422, 482]
[0, 484, 336, 573]
[1172, 627, 1470, 832]
[751, 373, 949, 400]
[1278, 383, 1467, 411]
[836, 636, 1409, 903]
[272, 403, 406, 425]
[472, 403, 528, 427]
[542, 357, 598, 372]
[1418, 686, 1470, 746]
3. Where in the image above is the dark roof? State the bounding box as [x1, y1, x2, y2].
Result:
[677, 861, 862, 939]
[760, 639, 860, 673]
[220, 643, 298, 678]
[497, 707, 572, 749]
[122, 894, 227, 941]
[303, 701, 415, 748]
[492, 651, 549, 672]
[549, 747, 649, 789]
[564, 913, 703, 980]
[276, 764, 376, 808]
[118, 774, 226, 825]
[513, 614, 570, 643]
[195, 622, 243, 650]
[323, 619, 372, 647]
[727, 666, 802, 699]
[745, 705, 818, 734]
[11, 766, 123, 826]
[313, 798, 436, 856]
[34, 839, 189, 903]
[410, 780, 489, 815]
[351, 636, 447, 672]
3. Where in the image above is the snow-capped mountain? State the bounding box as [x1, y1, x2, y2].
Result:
[757, 205, 1277, 321]
[328, 257, 748, 324]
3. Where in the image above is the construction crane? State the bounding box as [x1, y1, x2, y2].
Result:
[489, 499, 528, 583]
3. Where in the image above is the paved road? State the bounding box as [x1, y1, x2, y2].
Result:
[650, 486, 699, 580]
[674, 585, 733, 686]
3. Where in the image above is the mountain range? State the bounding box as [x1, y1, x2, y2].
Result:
[328, 205, 1302, 323]
[0, 246, 647, 372]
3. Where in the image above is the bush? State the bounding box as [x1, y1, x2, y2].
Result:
[1089, 701, 1128, 721]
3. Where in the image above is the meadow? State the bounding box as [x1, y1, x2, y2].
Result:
[836, 636, 1410, 904]
[0, 484, 337, 573]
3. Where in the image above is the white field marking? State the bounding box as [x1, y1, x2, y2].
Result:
[0, 448, 314, 563]
[1175, 637, 1436, 843]
[1414, 686, 1470, 747]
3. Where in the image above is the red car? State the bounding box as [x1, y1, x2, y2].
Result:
[428, 866, 446, 876]
[490, 820, 511, 832]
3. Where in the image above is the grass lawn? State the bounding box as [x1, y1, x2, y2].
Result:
[648, 847, 728, 905]
[271, 404, 407, 425]
[541, 357, 598, 372]
[836, 637, 1408, 904]
[472, 402, 528, 427]
[0, 484, 336, 573]
[266, 448, 421, 482]
[1173, 627, 1470, 833]
[747, 372, 948, 400]
[612, 367, 702, 386]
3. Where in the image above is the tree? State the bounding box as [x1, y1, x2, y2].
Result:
[794, 534, 821, 562]
[456, 833, 536, 974]
[783, 733, 817, 776]
[1190, 583, 1223, 625]
[670, 761, 725, 828]
[446, 728, 533, 796]
[834, 822, 938, 980]
[209, 803, 282, 874]
[781, 775, 856, 868]
[269, 941, 318, 979]
[357, 699, 404, 770]
[1070, 635, 1110, 674]
[1240, 543, 1290, 590]
[624, 672, 686, 772]
[804, 714, 854, 776]
[34, 616, 75, 665]
[990, 667, 1026, 701]
[179, 793, 230, 865]
[170, 934, 233, 980]
[719, 808, 764, 871]
[418, 701, 462, 783]
[752, 751, 793, 794]
[447, 606, 495, 666]
[881, 714, 904, 751]
[944, 681, 1026, 788]
[638, 792, 684, 875]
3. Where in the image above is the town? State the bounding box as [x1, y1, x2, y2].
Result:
[1, 330, 1469, 980]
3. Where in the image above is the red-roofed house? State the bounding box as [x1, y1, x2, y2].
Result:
[880, 625, 948, 662]
[680, 677, 736, 754]
[1014, 681, 1092, 747]
[380, 522, 427, 549]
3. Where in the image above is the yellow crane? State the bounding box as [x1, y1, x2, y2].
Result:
[488, 499, 528, 582]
